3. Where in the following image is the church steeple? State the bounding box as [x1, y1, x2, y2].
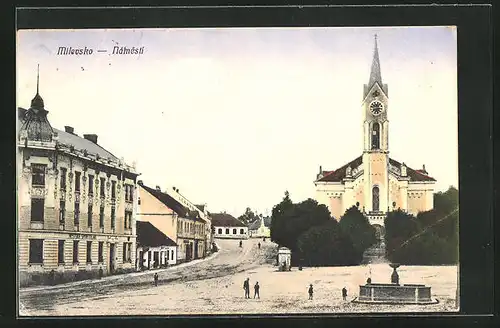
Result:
[30, 64, 45, 109]
[368, 34, 382, 89]
[363, 34, 388, 99]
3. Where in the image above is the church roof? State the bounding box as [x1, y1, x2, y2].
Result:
[364, 35, 388, 98]
[316, 156, 436, 183]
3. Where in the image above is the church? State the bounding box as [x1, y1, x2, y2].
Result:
[314, 36, 436, 229]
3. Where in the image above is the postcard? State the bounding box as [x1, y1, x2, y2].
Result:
[17, 25, 459, 316]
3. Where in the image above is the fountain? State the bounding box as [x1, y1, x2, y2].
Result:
[353, 263, 439, 305]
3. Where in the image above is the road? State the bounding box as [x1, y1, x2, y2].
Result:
[19, 238, 458, 316]
[19, 237, 276, 316]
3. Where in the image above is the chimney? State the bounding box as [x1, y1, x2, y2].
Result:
[64, 126, 74, 134]
[422, 164, 427, 173]
[137, 180, 143, 186]
[83, 134, 98, 144]
[156, 185, 161, 191]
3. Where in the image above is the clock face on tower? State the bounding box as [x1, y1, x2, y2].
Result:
[369, 100, 384, 116]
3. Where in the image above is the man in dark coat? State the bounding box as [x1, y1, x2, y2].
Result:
[254, 282, 260, 299]
[342, 287, 348, 301]
[154, 273, 159, 287]
[258, 242, 261, 249]
[243, 278, 250, 299]
[308, 284, 314, 300]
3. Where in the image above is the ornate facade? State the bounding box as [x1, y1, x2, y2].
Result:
[314, 36, 436, 230]
[17, 72, 139, 286]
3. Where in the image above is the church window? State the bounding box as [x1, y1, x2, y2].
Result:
[372, 186, 380, 212]
[371, 123, 380, 150]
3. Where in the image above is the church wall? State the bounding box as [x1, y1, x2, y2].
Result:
[315, 183, 345, 218]
[367, 153, 389, 212]
[407, 183, 435, 216]
[329, 196, 343, 220]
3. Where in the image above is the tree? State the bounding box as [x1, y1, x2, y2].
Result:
[270, 191, 294, 246]
[297, 220, 360, 266]
[338, 206, 377, 258]
[238, 207, 257, 225]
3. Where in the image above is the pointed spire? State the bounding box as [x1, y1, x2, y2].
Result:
[30, 64, 44, 109]
[368, 34, 382, 88]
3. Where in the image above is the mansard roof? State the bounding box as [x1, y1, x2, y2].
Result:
[316, 155, 436, 183]
[18, 107, 120, 163]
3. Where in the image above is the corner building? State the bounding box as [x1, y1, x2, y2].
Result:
[17, 79, 139, 286]
[314, 36, 437, 233]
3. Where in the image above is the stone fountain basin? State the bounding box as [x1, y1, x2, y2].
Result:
[353, 283, 439, 305]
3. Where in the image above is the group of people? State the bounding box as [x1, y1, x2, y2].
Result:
[243, 277, 260, 299]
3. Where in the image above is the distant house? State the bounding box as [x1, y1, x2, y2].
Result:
[248, 217, 271, 238]
[211, 213, 248, 239]
[136, 221, 177, 270]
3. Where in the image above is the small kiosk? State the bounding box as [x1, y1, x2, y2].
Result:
[278, 247, 291, 271]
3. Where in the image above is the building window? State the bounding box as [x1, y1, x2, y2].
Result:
[75, 171, 81, 192]
[58, 240, 64, 264]
[124, 211, 132, 229]
[371, 122, 380, 150]
[59, 200, 65, 224]
[128, 243, 132, 262]
[122, 243, 127, 262]
[111, 206, 116, 229]
[86, 241, 92, 264]
[29, 239, 43, 264]
[31, 198, 44, 222]
[60, 167, 67, 190]
[99, 206, 104, 228]
[125, 185, 133, 202]
[100, 178, 106, 197]
[111, 181, 116, 200]
[225, 228, 229, 234]
[74, 201, 80, 226]
[73, 240, 79, 264]
[31, 164, 46, 186]
[240, 229, 244, 234]
[372, 186, 380, 212]
[88, 204, 93, 227]
[233, 228, 237, 234]
[98, 241, 104, 263]
[88, 175, 94, 195]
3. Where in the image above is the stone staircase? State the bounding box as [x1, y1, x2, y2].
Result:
[362, 240, 387, 264]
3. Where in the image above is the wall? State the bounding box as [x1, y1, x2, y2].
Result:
[137, 186, 178, 241]
[214, 226, 248, 239]
[407, 183, 435, 216]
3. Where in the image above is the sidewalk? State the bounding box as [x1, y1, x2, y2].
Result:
[20, 246, 221, 293]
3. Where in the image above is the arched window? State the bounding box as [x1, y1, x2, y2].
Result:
[372, 186, 380, 212]
[225, 228, 229, 234]
[240, 229, 244, 234]
[233, 228, 237, 234]
[371, 123, 380, 150]
[218, 228, 222, 234]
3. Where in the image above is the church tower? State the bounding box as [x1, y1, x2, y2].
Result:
[362, 35, 389, 214]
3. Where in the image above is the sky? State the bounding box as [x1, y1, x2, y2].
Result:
[16, 26, 458, 218]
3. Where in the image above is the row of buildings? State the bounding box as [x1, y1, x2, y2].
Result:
[17, 73, 252, 286]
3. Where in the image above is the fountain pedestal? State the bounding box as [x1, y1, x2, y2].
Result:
[353, 264, 439, 305]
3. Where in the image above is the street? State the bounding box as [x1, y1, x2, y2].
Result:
[19, 238, 458, 316]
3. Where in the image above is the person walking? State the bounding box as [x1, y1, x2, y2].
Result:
[258, 242, 261, 249]
[254, 282, 260, 299]
[154, 273, 159, 287]
[308, 284, 314, 300]
[239, 240, 243, 248]
[342, 287, 348, 301]
[243, 278, 250, 299]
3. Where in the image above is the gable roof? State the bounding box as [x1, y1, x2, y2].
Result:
[211, 213, 246, 227]
[136, 221, 177, 247]
[316, 155, 436, 183]
[140, 184, 188, 217]
[248, 217, 272, 230]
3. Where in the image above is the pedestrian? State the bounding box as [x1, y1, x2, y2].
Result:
[239, 240, 243, 248]
[254, 282, 260, 299]
[258, 242, 261, 249]
[342, 287, 347, 301]
[308, 284, 314, 300]
[243, 278, 250, 299]
[366, 277, 372, 284]
[154, 273, 159, 287]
